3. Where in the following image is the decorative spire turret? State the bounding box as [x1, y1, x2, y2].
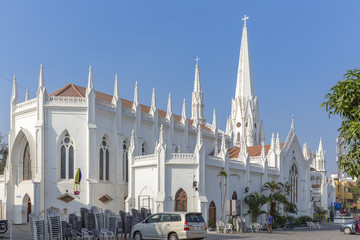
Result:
[275, 133, 281, 152]
[259, 120, 265, 145]
[191, 57, 205, 124]
[133, 81, 139, 108]
[270, 133, 275, 150]
[11, 75, 17, 104]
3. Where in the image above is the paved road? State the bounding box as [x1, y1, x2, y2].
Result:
[207, 223, 355, 240]
[0, 222, 356, 239]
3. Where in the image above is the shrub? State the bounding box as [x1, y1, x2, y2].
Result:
[276, 215, 287, 227]
[298, 215, 313, 224]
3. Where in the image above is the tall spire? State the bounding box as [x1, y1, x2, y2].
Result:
[112, 74, 119, 103]
[191, 57, 205, 123]
[235, 15, 254, 99]
[318, 138, 324, 153]
[11, 75, 17, 104]
[182, 98, 187, 119]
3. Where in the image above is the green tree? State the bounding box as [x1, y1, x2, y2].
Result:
[321, 69, 360, 178]
[314, 206, 327, 216]
[217, 170, 228, 221]
[0, 133, 7, 174]
[244, 192, 267, 223]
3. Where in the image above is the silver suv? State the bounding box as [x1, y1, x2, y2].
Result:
[131, 212, 207, 240]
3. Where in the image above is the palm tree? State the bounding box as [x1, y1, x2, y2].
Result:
[262, 181, 285, 217]
[244, 192, 267, 223]
[217, 170, 228, 221]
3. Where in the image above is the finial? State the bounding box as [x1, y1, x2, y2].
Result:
[113, 74, 119, 99]
[242, 15, 249, 26]
[12, 75, 17, 102]
[212, 109, 217, 129]
[291, 114, 294, 128]
[195, 56, 200, 65]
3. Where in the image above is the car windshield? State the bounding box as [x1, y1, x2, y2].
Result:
[185, 214, 205, 223]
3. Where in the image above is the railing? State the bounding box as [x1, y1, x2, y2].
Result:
[134, 154, 156, 161]
[96, 99, 114, 109]
[15, 98, 37, 110]
[170, 153, 195, 160]
[47, 96, 87, 103]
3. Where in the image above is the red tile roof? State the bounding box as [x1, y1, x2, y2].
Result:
[49, 83, 211, 131]
[228, 143, 285, 158]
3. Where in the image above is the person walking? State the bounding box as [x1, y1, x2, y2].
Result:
[267, 213, 274, 233]
[356, 217, 360, 235]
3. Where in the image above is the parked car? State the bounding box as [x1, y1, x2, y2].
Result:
[131, 212, 207, 240]
[340, 220, 357, 235]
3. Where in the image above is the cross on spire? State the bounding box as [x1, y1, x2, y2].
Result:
[242, 15, 249, 26]
[195, 56, 200, 65]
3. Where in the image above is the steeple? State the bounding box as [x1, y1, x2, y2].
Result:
[112, 74, 119, 104]
[318, 138, 324, 154]
[231, 16, 260, 147]
[86, 66, 94, 95]
[259, 120, 265, 145]
[235, 15, 254, 99]
[191, 57, 205, 124]
[11, 75, 17, 104]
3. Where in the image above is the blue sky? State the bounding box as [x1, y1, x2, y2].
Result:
[1, 1, 359, 175]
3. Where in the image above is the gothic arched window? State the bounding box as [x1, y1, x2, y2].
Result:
[60, 133, 74, 179]
[99, 137, 110, 181]
[123, 140, 129, 183]
[174, 188, 187, 212]
[23, 142, 31, 180]
[289, 164, 298, 202]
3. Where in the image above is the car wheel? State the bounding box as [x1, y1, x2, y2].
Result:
[344, 227, 351, 235]
[134, 231, 142, 240]
[168, 233, 178, 240]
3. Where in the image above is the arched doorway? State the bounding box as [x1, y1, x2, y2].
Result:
[22, 194, 31, 223]
[174, 188, 187, 212]
[208, 201, 216, 228]
[232, 191, 238, 200]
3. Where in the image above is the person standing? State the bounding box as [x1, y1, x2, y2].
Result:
[267, 213, 274, 233]
[356, 217, 360, 235]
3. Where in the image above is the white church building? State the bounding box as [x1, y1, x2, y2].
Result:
[1, 19, 333, 224]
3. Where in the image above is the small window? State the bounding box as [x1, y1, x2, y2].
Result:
[171, 215, 181, 222]
[147, 214, 161, 223]
[99, 137, 110, 181]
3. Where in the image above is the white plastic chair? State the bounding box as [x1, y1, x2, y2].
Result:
[225, 223, 233, 234]
[216, 220, 225, 233]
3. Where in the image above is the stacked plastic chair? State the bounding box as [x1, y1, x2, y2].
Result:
[80, 208, 89, 228]
[85, 212, 96, 231]
[91, 206, 105, 231]
[29, 213, 45, 240]
[104, 209, 117, 237]
[81, 228, 94, 240]
[46, 210, 63, 240]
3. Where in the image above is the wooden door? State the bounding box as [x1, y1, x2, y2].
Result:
[209, 201, 216, 228]
[27, 198, 31, 222]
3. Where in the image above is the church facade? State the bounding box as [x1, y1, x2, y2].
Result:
[2, 20, 332, 224]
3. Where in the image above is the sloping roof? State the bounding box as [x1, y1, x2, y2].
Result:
[49, 83, 211, 131]
[228, 143, 285, 158]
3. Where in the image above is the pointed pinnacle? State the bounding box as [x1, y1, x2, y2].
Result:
[25, 89, 29, 101]
[88, 66, 93, 90]
[193, 63, 201, 92]
[134, 81, 139, 104]
[182, 98, 187, 119]
[39, 64, 45, 89]
[167, 93, 172, 114]
[151, 88, 156, 110]
[212, 109, 217, 128]
[113, 74, 119, 99]
[12, 75, 17, 101]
